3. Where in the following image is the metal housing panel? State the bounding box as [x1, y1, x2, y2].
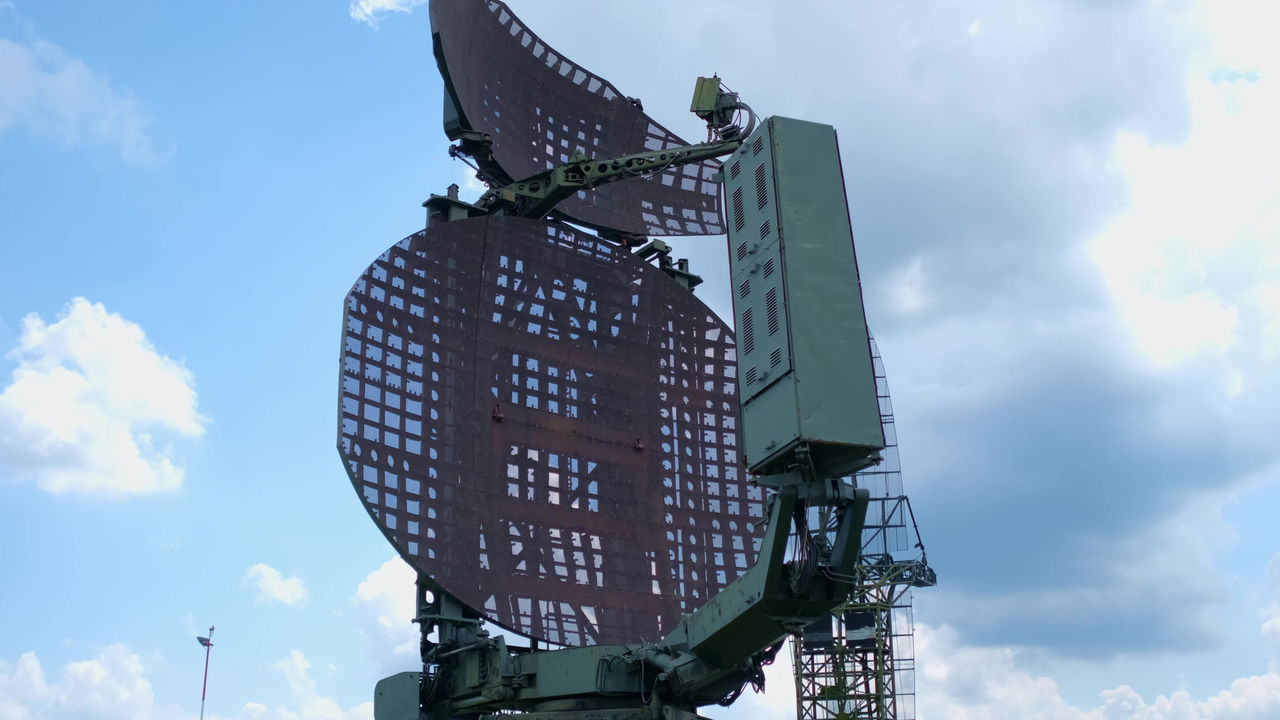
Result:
[724, 117, 884, 476]
[726, 133, 793, 403]
[339, 217, 763, 646]
[738, 373, 799, 473]
[431, 0, 723, 237]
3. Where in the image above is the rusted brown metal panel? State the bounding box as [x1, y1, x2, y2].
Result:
[431, 0, 724, 237]
[339, 217, 762, 646]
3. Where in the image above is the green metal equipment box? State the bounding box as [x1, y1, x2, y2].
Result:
[723, 116, 884, 477]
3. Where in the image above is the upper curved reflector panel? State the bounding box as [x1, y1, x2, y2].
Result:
[339, 217, 763, 646]
[431, 0, 724, 237]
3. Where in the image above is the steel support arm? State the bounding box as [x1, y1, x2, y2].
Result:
[483, 141, 738, 220]
[653, 483, 870, 705]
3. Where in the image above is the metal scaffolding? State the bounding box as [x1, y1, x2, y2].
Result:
[793, 339, 935, 720]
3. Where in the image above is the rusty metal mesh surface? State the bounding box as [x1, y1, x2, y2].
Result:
[431, 0, 724, 237]
[338, 217, 762, 646]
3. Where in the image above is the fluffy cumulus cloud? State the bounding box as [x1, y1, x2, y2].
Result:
[917, 624, 1096, 720]
[872, 0, 1280, 656]
[1089, 0, 1280, 374]
[0, 18, 156, 163]
[0, 645, 370, 720]
[352, 557, 418, 673]
[274, 651, 373, 720]
[348, 0, 426, 28]
[0, 644, 155, 720]
[244, 563, 309, 606]
[703, 648, 797, 720]
[916, 618, 1280, 720]
[918, 553, 1280, 718]
[0, 298, 205, 499]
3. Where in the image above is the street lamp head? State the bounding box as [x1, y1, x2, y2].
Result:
[196, 623, 216, 720]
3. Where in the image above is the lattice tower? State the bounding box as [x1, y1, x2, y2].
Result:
[792, 338, 933, 720]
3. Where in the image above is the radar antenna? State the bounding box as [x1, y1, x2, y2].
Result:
[340, 3, 935, 719]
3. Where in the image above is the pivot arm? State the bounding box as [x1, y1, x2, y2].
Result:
[478, 140, 738, 221]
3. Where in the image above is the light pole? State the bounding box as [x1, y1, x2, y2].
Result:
[196, 625, 215, 720]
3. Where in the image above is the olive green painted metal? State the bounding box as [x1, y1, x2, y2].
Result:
[724, 116, 885, 478]
[375, 673, 422, 720]
[483, 140, 739, 223]
[689, 76, 722, 118]
[659, 480, 870, 695]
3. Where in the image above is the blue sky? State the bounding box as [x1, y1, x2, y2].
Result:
[2, 1, 1279, 719]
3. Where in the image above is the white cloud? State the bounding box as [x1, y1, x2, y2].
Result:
[352, 557, 418, 673]
[1100, 676, 1280, 720]
[245, 563, 309, 606]
[455, 164, 489, 204]
[0, 645, 370, 720]
[0, 644, 154, 720]
[275, 651, 373, 720]
[917, 625, 1099, 720]
[348, 0, 426, 28]
[0, 32, 157, 163]
[0, 298, 205, 499]
[703, 645, 797, 720]
[914, 620, 1280, 720]
[1088, 1, 1280, 373]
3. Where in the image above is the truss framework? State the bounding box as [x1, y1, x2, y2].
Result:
[792, 339, 934, 720]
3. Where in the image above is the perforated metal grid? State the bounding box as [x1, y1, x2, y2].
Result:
[431, 0, 724, 237]
[338, 217, 762, 646]
[857, 338, 909, 556]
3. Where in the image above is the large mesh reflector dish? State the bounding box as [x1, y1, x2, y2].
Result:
[338, 217, 763, 646]
[431, 0, 723, 238]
